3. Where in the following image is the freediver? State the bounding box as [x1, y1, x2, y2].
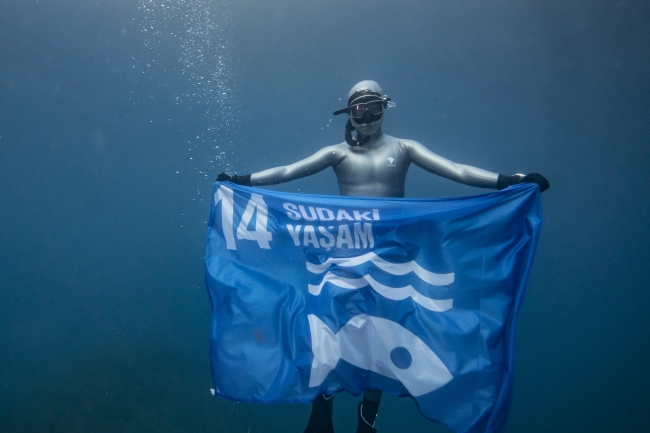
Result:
[217, 80, 549, 433]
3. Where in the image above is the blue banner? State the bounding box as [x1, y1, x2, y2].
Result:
[205, 182, 542, 433]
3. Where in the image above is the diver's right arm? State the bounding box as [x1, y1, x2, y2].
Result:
[251, 145, 345, 186]
[217, 145, 345, 186]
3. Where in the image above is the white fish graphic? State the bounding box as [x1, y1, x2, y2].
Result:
[308, 314, 453, 396]
[308, 272, 453, 312]
[306, 252, 454, 286]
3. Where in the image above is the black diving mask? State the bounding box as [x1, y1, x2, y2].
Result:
[348, 100, 388, 118]
[332, 93, 395, 118]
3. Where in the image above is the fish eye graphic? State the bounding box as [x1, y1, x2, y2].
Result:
[389, 347, 412, 369]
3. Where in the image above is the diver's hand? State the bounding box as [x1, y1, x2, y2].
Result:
[497, 173, 549, 192]
[216, 172, 252, 186]
[216, 172, 232, 182]
[520, 173, 550, 191]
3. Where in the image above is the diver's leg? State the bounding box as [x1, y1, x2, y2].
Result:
[303, 394, 334, 433]
[357, 390, 381, 433]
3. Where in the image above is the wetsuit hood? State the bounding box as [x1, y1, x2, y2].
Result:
[347, 80, 384, 103]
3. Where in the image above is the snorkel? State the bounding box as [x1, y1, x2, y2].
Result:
[333, 80, 396, 147]
[344, 118, 371, 147]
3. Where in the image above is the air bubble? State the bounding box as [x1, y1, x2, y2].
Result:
[140, 0, 244, 186]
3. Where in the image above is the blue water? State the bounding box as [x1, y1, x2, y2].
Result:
[1, 0, 648, 432]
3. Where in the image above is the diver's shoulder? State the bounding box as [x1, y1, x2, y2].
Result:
[395, 137, 420, 145]
[317, 142, 349, 160]
[329, 141, 349, 150]
[390, 136, 424, 150]
[319, 142, 348, 153]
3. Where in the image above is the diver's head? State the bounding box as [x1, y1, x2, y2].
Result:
[333, 80, 395, 146]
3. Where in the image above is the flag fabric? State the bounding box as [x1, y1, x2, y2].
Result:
[205, 182, 542, 433]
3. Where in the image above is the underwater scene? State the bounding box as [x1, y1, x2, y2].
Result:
[0, 0, 648, 432]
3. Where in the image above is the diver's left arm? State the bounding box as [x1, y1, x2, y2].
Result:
[404, 140, 499, 188]
[404, 140, 550, 191]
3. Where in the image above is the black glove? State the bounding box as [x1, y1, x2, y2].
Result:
[497, 173, 549, 192]
[216, 172, 252, 186]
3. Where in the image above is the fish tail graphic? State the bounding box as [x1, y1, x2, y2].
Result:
[308, 315, 341, 388]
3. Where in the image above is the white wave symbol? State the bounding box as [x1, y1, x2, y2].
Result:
[306, 252, 454, 286]
[308, 273, 452, 312]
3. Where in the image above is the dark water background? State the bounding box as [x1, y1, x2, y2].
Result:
[1, 0, 648, 432]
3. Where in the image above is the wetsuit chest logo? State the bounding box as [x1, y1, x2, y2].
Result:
[387, 157, 396, 166]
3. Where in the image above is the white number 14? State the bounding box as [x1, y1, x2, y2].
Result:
[214, 185, 272, 250]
